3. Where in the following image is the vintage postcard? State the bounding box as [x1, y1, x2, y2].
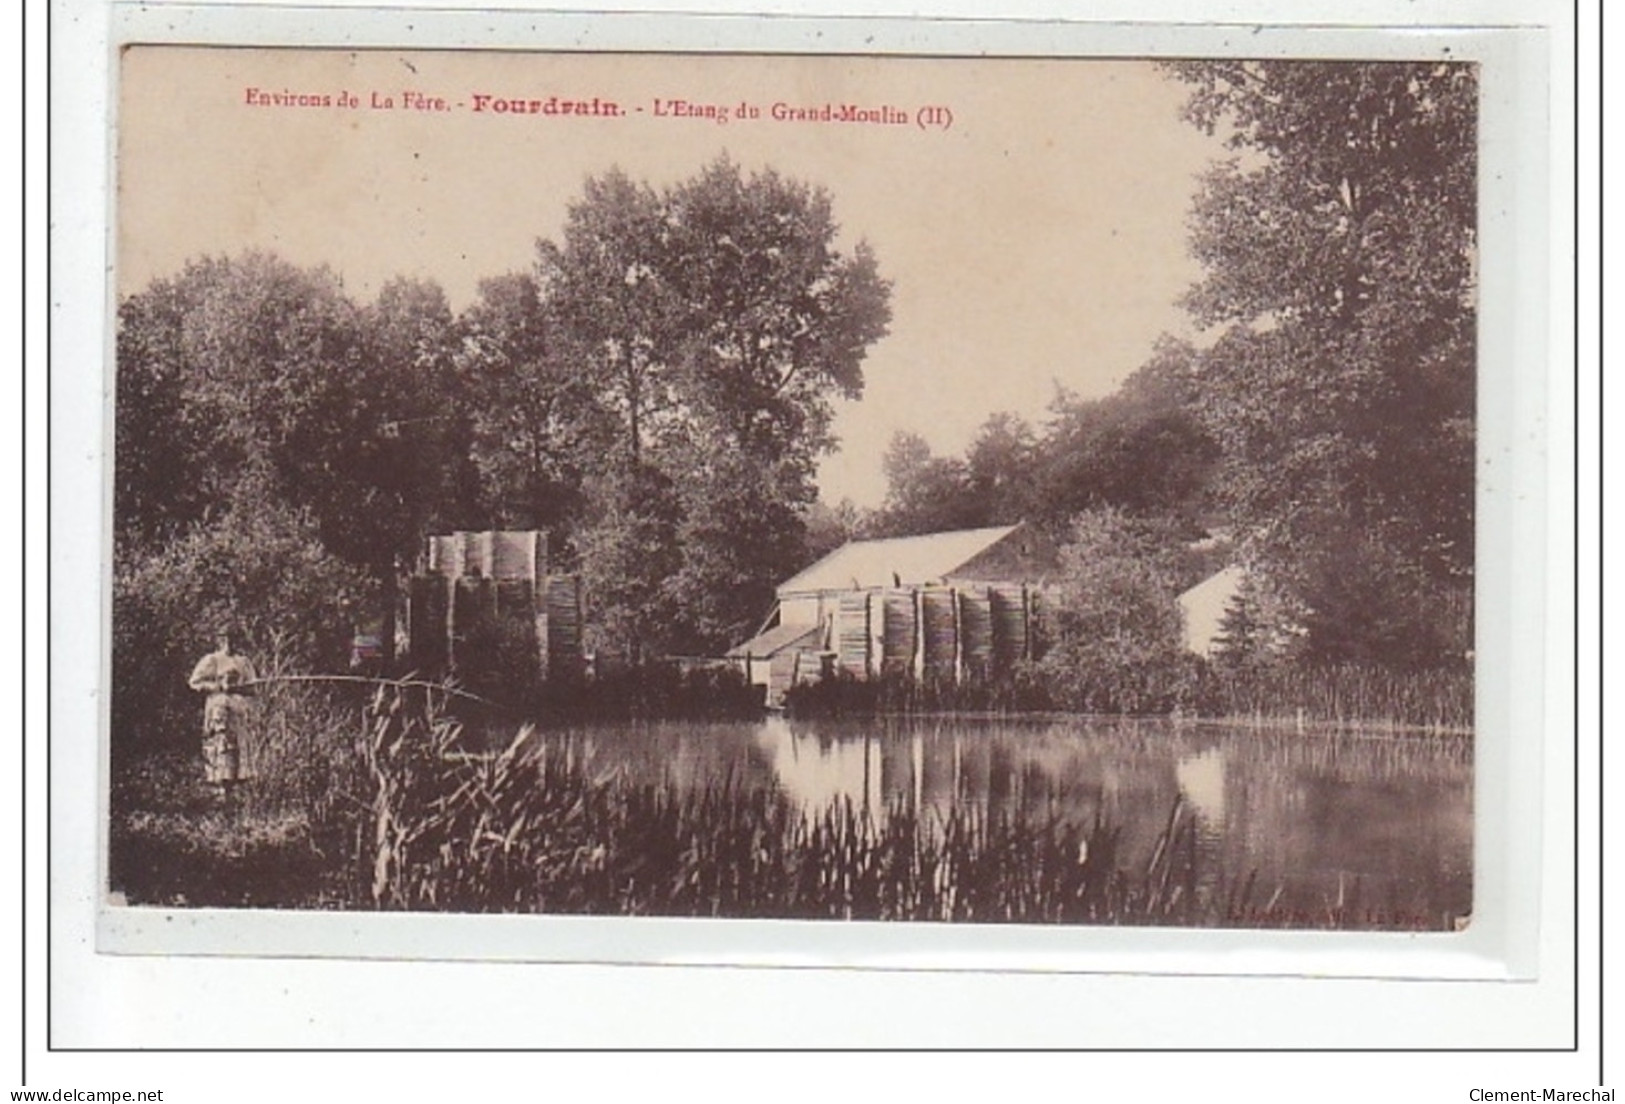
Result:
[106, 40, 1487, 950]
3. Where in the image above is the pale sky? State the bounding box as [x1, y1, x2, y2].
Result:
[118, 47, 1226, 507]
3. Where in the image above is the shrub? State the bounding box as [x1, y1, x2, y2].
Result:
[111, 503, 373, 756]
[1038, 510, 1190, 713]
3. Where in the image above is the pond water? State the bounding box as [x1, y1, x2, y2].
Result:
[522, 715, 1473, 930]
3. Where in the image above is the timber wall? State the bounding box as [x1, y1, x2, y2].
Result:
[406, 531, 582, 684]
[814, 582, 1043, 687]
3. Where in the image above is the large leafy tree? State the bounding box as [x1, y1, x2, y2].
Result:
[538, 170, 679, 468]
[1165, 61, 1477, 665]
[870, 431, 981, 537]
[115, 254, 471, 673]
[362, 276, 483, 559]
[538, 159, 892, 655]
[356, 276, 481, 661]
[1038, 341, 1219, 530]
[661, 448, 809, 652]
[572, 463, 684, 663]
[457, 272, 603, 534]
[112, 502, 372, 749]
[115, 158, 894, 676]
[964, 412, 1041, 527]
[115, 253, 377, 557]
[662, 159, 891, 465]
[115, 271, 216, 551]
[114, 254, 432, 741]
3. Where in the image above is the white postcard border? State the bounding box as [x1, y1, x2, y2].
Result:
[50, 0, 1577, 1049]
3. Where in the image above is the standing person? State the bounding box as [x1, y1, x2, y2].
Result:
[188, 630, 258, 800]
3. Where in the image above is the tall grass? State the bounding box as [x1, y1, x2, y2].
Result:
[107, 660, 368, 908]
[111, 684, 1464, 928]
[784, 661, 1472, 732]
[353, 686, 1452, 927]
[1193, 663, 1473, 732]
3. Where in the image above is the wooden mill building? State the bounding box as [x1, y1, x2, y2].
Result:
[728, 523, 1058, 704]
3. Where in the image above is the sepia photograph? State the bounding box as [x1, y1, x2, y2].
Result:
[107, 44, 1477, 933]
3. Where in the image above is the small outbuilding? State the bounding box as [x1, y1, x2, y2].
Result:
[734, 522, 1058, 704]
[726, 620, 821, 679]
[1178, 564, 1248, 657]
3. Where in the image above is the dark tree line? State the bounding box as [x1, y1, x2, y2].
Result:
[1172, 59, 1476, 670]
[114, 158, 892, 738]
[865, 342, 1219, 544]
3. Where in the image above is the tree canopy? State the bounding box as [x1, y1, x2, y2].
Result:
[114, 66, 1476, 720]
[868, 361, 1217, 543]
[540, 158, 892, 654]
[115, 158, 893, 675]
[1037, 509, 1192, 713]
[862, 61, 1475, 671]
[1165, 60, 1477, 666]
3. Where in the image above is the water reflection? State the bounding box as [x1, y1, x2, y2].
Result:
[754, 716, 884, 813]
[524, 715, 1472, 929]
[1176, 748, 1227, 905]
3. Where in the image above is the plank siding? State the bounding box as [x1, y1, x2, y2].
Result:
[836, 591, 871, 678]
[882, 589, 915, 675]
[959, 587, 994, 681]
[920, 589, 958, 682]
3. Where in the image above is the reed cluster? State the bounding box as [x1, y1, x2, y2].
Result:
[784, 661, 1471, 732]
[355, 686, 1364, 926]
[107, 669, 368, 908]
[111, 684, 1462, 927]
[1192, 663, 1473, 732]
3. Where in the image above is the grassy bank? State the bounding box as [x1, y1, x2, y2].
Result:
[109, 684, 1462, 928]
[784, 661, 1472, 733]
[1192, 663, 1472, 733]
[109, 673, 369, 908]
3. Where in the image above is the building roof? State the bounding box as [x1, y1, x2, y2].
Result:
[725, 622, 822, 659]
[1177, 564, 1247, 656]
[777, 524, 1023, 596]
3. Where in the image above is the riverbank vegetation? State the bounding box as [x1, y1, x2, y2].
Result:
[113, 64, 1474, 758]
[110, 684, 1462, 927]
[113, 157, 893, 762]
[784, 662, 1471, 733]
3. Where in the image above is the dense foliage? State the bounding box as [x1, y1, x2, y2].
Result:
[869, 61, 1476, 676]
[1167, 60, 1476, 668]
[111, 504, 373, 752]
[539, 159, 892, 656]
[867, 343, 1220, 543]
[1036, 510, 1196, 714]
[113, 158, 891, 742]
[114, 63, 1475, 742]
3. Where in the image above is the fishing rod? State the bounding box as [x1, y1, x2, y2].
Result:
[230, 673, 511, 710]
